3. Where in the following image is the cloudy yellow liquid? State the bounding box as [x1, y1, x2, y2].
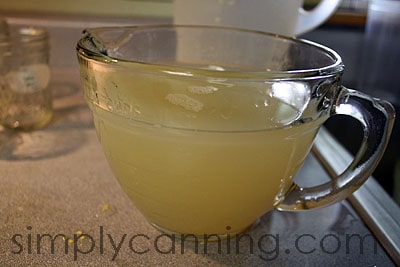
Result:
[83, 63, 325, 236]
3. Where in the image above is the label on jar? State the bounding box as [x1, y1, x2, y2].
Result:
[5, 63, 50, 93]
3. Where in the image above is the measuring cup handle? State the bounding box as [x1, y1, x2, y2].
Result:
[295, 0, 342, 35]
[276, 87, 395, 211]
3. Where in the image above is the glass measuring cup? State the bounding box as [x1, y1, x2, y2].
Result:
[76, 25, 394, 238]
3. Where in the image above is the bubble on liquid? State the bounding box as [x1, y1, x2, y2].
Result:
[204, 65, 225, 71]
[187, 85, 218, 95]
[165, 93, 203, 112]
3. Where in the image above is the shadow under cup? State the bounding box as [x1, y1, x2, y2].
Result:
[76, 26, 394, 238]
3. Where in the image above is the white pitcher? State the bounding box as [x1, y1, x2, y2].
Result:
[173, 0, 342, 36]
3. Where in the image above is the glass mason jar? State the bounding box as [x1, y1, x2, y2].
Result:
[0, 26, 52, 130]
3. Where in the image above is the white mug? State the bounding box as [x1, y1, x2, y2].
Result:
[173, 0, 342, 36]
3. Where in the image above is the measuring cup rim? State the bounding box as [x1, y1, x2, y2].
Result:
[76, 24, 344, 80]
